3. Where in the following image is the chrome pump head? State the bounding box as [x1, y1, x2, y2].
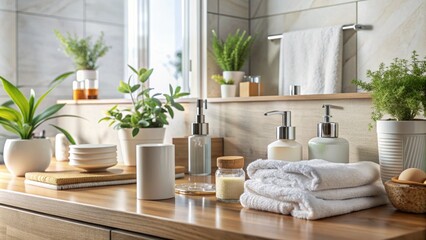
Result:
[192, 99, 209, 135]
[317, 104, 343, 138]
[264, 110, 295, 140]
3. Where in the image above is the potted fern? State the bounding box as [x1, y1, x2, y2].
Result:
[353, 51, 426, 182]
[55, 30, 110, 99]
[211, 74, 235, 98]
[99, 65, 189, 166]
[0, 75, 77, 176]
[212, 29, 254, 96]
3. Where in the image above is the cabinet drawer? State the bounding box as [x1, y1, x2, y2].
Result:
[111, 230, 161, 240]
[0, 205, 110, 240]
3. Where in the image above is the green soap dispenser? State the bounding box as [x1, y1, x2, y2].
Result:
[264, 110, 302, 161]
[308, 104, 349, 163]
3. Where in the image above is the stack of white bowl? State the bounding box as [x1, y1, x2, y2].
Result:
[69, 144, 117, 172]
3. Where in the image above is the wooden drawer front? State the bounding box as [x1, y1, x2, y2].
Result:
[111, 230, 161, 240]
[0, 205, 110, 240]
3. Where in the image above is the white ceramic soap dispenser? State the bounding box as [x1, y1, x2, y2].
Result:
[264, 111, 302, 161]
[308, 104, 349, 163]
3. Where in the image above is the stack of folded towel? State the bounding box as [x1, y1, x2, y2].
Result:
[240, 159, 388, 220]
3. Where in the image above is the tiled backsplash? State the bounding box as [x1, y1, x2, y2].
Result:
[0, 0, 124, 101]
[206, 0, 426, 97]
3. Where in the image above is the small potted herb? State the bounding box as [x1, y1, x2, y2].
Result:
[0, 75, 77, 176]
[212, 29, 254, 94]
[353, 51, 426, 182]
[211, 74, 235, 98]
[99, 65, 189, 166]
[55, 30, 110, 99]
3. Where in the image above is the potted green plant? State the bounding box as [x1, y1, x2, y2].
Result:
[54, 30, 110, 99]
[99, 65, 189, 166]
[211, 74, 235, 98]
[353, 51, 426, 182]
[212, 29, 254, 96]
[0, 75, 77, 176]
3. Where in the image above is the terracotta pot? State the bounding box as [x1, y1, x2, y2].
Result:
[3, 139, 51, 176]
[118, 128, 165, 166]
[376, 120, 426, 182]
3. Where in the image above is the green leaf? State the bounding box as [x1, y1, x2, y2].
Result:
[172, 102, 184, 111]
[139, 68, 153, 83]
[176, 92, 190, 98]
[0, 119, 21, 137]
[98, 117, 111, 123]
[1, 100, 14, 107]
[50, 124, 76, 145]
[169, 84, 173, 96]
[0, 107, 22, 122]
[165, 105, 174, 118]
[138, 120, 149, 127]
[33, 103, 65, 126]
[0, 76, 29, 122]
[174, 86, 181, 95]
[132, 128, 139, 137]
[28, 89, 35, 120]
[130, 84, 141, 93]
[48, 71, 74, 87]
[128, 65, 138, 74]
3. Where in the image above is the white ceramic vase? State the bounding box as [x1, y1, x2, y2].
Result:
[3, 139, 52, 176]
[76, 69, 98, 81]
[376, 120, 426, 182]
[223, 71, 244, 97]
[220, 85, 236, 98]
[118, 128, 165, 166]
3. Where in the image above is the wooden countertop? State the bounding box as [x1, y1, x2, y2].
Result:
[0, 162, 425, 240]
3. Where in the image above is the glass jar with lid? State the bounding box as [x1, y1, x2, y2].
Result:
[215, 156, 245, 203]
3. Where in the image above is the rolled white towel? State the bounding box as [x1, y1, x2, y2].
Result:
[245, 180, 385, 201]
[247, 159, 380, 191]
[240, 191, 388, 220]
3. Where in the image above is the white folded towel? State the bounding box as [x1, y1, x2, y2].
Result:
[245, 180, 385, 201]
[278, 25, 343, 95]
[247, 159, 380, 191]
[240, 191, 387, 220]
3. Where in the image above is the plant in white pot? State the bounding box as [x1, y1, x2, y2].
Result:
[54, 30, 110, 99]
[211, 74, 235, 98]
[99, 65, 189, 166]
[212, 29, 254, 96]
[0, 76, 77, 176]
[353, 51, 426, 182]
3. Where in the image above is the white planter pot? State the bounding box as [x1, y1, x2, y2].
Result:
[76, 70, 98, 81]
[220, 85, 236, 98]
[377, 120, 426, 182]
[3, 139, 51, 176]
[223, 71, 244, 97]
[118, 128, 165, 166]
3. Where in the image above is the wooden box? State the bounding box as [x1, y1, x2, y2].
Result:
[239, 82, 263, 97]
[173, 137, 224, 173]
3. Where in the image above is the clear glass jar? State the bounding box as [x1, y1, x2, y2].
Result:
[85, 79, 99, 99]
[215, 156, 245, 203]
[72, 80, 86, 100]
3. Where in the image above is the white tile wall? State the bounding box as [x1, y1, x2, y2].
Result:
[219, 0, 249, 19]
[17, 0, 84, 19]
[0, 0, 15, 11]
[85, 0, 124, 25]
[207, 0, 218, 13]
[0, 11, 16, 85]
[357, 0, 426, 82]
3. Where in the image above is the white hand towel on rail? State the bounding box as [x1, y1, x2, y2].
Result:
[240, 190, 387, 220]
[245, 180, 385, 201]
[247, 159, 380, 191]
[278, 25, 343, 95]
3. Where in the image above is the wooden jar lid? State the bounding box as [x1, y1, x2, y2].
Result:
[217, 156, 244, 169]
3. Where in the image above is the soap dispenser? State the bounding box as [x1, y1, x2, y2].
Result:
[308, 104, 349, 163]
[188, 99, 211, 176]
[264, 111, 302, 161]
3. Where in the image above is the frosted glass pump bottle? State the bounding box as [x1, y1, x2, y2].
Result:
[188, 99, 211, 175]
[308, 104, 349, 163]
[264, 110, 302, 161]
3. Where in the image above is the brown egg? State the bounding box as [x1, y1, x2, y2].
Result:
[398, 168, 426, 183]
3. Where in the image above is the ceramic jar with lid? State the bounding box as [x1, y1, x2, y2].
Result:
[215, 156, 245, 203]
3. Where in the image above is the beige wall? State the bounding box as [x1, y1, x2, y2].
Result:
[206, 0, 426, 97]
[58, 97, 378, 168]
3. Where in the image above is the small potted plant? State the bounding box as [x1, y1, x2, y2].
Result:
[99, 65, 189, 166]
[0, 75, 77, 176]
[353, 51, 426, 182]
[212, 29, 254, 96]
[54, 30, 110, 99]
[211, 74, 235, 98]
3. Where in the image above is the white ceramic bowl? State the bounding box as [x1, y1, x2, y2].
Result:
[69, 152, 117, 160]
[69, 158, 117, 172]
[69, 144, 116, 154]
